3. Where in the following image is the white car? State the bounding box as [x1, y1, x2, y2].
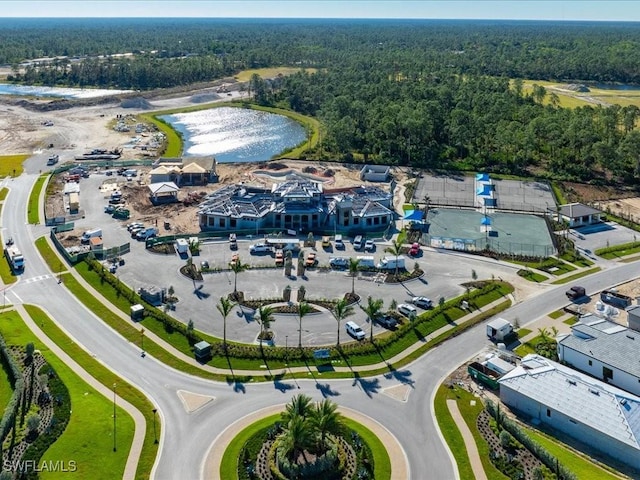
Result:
[249, 243, 270, 254]
[329, 257, 349, 269]
[412, 296, 433, 309]
[364, 239, 375, 252]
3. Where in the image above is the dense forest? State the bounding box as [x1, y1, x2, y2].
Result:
[3, 18, 640, 184]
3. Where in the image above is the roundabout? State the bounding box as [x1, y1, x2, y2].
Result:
[202, 402, 408, 480]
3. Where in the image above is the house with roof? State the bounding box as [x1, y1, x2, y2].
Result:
[557, 315, 640, 397]
[148, 182, 180, 205]
[557, 202, 603, 228]
[197, 175, 393, 234]
[151, 156, 217, 186]
[499, 354, 640, 471]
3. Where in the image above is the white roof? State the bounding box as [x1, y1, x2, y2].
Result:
[487, 317, 512, 329]
[148, 182, 179, 195]
[500, 354, 640, 450]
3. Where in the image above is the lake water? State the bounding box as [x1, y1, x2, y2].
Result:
[0, 83, 132, 98]
[161, 107, 307, 163]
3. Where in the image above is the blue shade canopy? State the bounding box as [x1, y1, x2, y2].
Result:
[476, 184, 493, 196]
[481, 216, 492, 225]
[476, 172, 490, 181]
[404, 210, 424, 221]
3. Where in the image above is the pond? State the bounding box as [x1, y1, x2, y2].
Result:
[0, 83, 132, 98]
[160, 107, 307, 163]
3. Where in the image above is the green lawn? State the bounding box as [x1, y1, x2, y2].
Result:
[563, 316, 579, 326]
[560, 252, 594, 267]
[550, 267, 601, 285]
[595, 241, 640, 260]
[0, 350, 13, 416]
[27, 174, 48, 224]
[0, 154, 28, 178]
[434, 385, 507, 480]
[0, 187, 8, 200]
[0, 309, 134, 480]
[525, 428, 625, 480]
[516, 328, 532, 339]
[515, 335, 546, 357]
[517, 269, 548, 283]
[548, 309, 565, 319]
[35, 236, 67, 273]
[0, 232, 17, 285]
[23, 304, 160, 480]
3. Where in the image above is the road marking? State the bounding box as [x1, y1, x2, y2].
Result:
[22, 274, 54, 284]
[10, 291, 22, 303]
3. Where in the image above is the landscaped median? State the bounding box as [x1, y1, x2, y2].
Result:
[27, 173, 49, 224]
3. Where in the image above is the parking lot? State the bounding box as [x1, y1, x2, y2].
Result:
[66, 170, 528, 347]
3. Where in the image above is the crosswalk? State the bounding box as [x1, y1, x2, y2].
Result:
[21, 274, 56, 284]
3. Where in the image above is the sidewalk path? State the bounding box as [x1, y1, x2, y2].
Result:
[446, 399, 488, 480]
[15, 304, 146, 480]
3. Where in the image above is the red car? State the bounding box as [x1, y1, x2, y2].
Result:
[409, 243, 421, 257]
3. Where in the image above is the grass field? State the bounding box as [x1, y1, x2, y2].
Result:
[0, 309, 134, 480]
[27, 174, 48, 224]
[519, 79, 640, 109]
[35, 236, 67, 273]
[234, 67, 318, 83]
[0, 154, 28, 178]
[550, 267, 601, 285]
[0, 187, 8, 201]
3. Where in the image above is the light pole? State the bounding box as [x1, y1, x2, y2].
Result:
[152, 409, 158, 444]
[112, 383, 117, 452]
[140, 328, 145, 351]
[285, 335, 288, 365]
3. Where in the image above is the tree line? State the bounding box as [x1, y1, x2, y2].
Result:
[4, 18, 640, 184]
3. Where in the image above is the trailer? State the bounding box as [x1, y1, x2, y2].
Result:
[5, 245, 25, 272]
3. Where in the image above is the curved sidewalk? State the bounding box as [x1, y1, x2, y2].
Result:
[446, 399, 487, 480]
[14, 304, 146, 480]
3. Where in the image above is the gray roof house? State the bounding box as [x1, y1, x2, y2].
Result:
[557, 315, 640, 396]
[499, 354, 640, 471]
[197, 175, 393, 234]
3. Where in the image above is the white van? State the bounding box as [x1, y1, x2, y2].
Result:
[356, 255, 376, 269]
[81, 228, 102, 244]
[345, 321, 366, 341]
[353, 235, 363, 250]
[397, 303, 417, 319]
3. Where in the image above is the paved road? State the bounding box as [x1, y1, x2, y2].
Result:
[4, 171, 640, 479]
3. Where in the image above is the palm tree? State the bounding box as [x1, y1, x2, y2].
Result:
[332, 298, 354, 347]
[281, 393, 313, 424]
[256, 306, 275, 342]
[216, 296, 235, 352]
[310, 399, 344, 449]
[297, 301, 313, 349]
[360, 296, 384, 342]
[229, 257, 248, 294]
[280, 415, 313, 464]
[348, 257, 360, 295]
[384, 239, 403, 276]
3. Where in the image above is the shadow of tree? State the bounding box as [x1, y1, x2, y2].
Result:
[315, 382, 341, 398]
[383, 367, 415, 387]
[352, 373, 380, 398]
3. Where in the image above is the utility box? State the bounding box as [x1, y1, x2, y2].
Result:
[130, 304, 144, 321]
[194, 341, 212, 362]
[138, 285, 165, 307]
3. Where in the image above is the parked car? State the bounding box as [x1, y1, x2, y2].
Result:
[104, 205, 116, 214]
[329, 257, 349, 269]
[201, 260, 210, 271]
[412, 296, 433, 309]
[130, 227, 145, 238]
[398, 303, 418, 319]
[409, 242, 421, 257]
[334, 235, 345, 250]
[353, 235, 364, 250]
[249, 243, 270, 254]
[127, 222, 144, 232]
[346, 321, 366, 341]
[364, 239, 375, 252]
[305, 252, 318, 267]
[375, 314, 398, 329]
[322, 236, 331, 249]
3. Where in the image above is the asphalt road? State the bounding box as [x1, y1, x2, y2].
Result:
[4, 170, 639, 479]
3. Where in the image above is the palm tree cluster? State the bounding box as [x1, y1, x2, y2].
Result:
[275, 394, 345, 477]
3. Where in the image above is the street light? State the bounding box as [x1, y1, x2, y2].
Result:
[140, 328, 145, 351]
[113, 383, 117, 452]
[152, 409, 158, 444]
[285, 335, 288, 365]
